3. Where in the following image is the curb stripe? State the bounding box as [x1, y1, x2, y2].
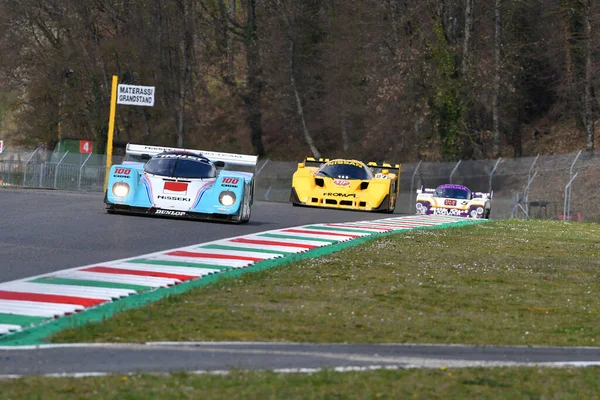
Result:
[323, 224, 392, 232]
[165, 251, 263, 263]
[28, 277, 150, 292]
[0, 291, 104, 307]
[0, 301, 83, 317]
[55, 272, 178, 287]
[246, 234, 331, 246]
[257, 233, 338, 243]
[186, 247, 279, 259]
[303, 225, 377, 234]
[154, 255, 250, 268]
[0, 314, 46, 326]
[0, 324, 20, 333]
[111, 263, 214, 277]
[127, 259, 226, 271]
[377, 219, 436, 225]
[0, 282, 132, 300]
[282, 228, 361, 239]
[198, 244, 293, 255]
[81, 266, 195, 282]
[213, 241, 305, 253]
[230, 238, 317, 249]
[345, 224, 409, 230]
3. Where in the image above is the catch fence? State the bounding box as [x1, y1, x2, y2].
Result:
[1, 148, 598, 221]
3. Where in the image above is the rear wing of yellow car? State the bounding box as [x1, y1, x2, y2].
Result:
[303, 157, 401, 174]
[126, 143, 258, 168]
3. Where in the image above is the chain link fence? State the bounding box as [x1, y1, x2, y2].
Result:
[1, 147, 598, 221]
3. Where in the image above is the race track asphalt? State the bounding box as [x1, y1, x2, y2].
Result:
[2, 187, 600, 377]
[0, 188, 390, 284]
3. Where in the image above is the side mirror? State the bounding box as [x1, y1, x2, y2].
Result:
[214, 160, 225, 168]
[298, 163, 305, 169]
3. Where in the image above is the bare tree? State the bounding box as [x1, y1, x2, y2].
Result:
[272, 0, 321, 159]
[492, 0, 502, 156]
[242, 0, 266, 156]
[583, 0, 594, 152]
[462, 0, 473, 76]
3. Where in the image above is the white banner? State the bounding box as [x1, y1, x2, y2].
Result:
[0, 140, 4, 154]
[117, 84, 155, 107]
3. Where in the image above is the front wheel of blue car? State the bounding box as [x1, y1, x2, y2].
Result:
[104, 190, 117, 214]
[233, 183, 252, 224]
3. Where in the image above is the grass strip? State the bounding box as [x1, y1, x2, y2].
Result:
[2, 367, 600, 399]
[47, 219, 600, 346]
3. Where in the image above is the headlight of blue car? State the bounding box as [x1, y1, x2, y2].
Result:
[219, 191, 236, 206]
[112, 182, 130, 197]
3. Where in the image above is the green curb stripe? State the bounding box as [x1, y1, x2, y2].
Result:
[28, 277, 151, 292]
[0, 219, 483, 346]
[198, 244, 293, 255]
[127, 258, 229, 271]
[257, 233, 338, 243]
[0, 313, 46, 327]
[303, 225, 382, 234]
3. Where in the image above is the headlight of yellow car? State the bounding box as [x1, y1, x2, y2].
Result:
[112, 182, 130, 197]
[219, 191, 236, 206]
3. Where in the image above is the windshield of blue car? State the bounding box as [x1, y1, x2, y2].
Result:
[434, 187, 471, 199]
[144, 157, 216, 179]
[316, 162, 373, 180]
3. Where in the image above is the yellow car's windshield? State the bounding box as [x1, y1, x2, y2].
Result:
[316, 162, 372, 180]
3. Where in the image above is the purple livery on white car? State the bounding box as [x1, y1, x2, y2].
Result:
[415, 184, 492, 219]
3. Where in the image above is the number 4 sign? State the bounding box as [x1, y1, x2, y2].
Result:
[80, 140, 93, 154]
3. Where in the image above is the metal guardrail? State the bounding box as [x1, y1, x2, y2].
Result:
[1, 148, 599, 221]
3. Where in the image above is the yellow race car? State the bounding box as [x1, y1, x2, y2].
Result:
[289, 157, 401, 212]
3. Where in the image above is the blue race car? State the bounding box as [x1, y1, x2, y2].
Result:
[104, 144, 258, 223]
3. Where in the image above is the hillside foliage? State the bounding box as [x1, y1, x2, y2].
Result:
[0, 0, 599, 162]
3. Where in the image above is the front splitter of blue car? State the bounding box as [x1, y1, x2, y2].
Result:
[105, 203, 245, 223]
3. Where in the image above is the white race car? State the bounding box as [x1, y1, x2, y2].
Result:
[416, 184, 491, 219]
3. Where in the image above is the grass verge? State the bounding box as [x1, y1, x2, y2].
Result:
[2, 367, 600, 399]
[51, 219, 600, 346]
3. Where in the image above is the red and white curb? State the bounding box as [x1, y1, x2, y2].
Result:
[0, 215, 475, 336]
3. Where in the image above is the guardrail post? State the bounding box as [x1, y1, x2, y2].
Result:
[78, 152, 93, 190]
[23, 148, 39, 186]
[519, 171, 538, 219]
[409, 160, 422, 213]
[563, 172, 579, 221]
[566, 150, 582, 220]
[39, 163, 44, 187]
[255, 158, 270, 177]
[519, 154, 540, 219]
[54, 151, 69, 189]
[528, 154, 539, 183]
[489, 157, 501, 194]
[449, 160, 462, 184]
